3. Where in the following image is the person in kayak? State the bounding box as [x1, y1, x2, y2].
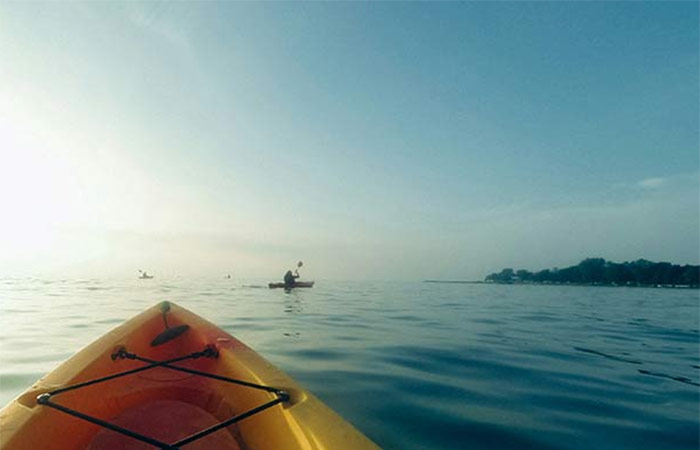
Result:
[283, 269, 299, 289]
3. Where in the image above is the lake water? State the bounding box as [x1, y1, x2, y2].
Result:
[1, 278, 698, 450]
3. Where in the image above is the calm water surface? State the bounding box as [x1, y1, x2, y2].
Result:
[1, 278, 698, 449]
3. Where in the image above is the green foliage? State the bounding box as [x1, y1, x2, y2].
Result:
[485, 258, 699, 288]
[485, 268, 515, 283]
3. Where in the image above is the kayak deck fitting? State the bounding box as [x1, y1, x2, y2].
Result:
[0, 302, 380, 450]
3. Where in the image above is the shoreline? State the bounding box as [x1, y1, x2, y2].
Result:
[423, 280, 485, 284]
[423, 280, 699, 289]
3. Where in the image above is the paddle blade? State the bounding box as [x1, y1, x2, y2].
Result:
[150, 324, 190, 346]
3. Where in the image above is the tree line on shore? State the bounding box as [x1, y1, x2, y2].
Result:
[484, 258, 699, 288]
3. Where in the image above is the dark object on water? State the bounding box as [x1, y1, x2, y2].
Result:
[283, 270, 299, 288]
[138, 269, 154, 279]
[269, 281, 315, 289]
[150, 301, 189, 346]
[281, 261, 305, 289]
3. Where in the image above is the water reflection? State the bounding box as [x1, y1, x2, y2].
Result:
[282, 290, 304, 314]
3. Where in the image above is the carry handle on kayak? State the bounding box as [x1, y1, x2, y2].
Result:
[36, 345, 290, 450]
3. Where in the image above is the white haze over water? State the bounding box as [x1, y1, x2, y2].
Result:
[0, 2, 698, 280]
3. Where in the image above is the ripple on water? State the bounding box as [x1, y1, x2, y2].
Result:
[0, 280, 698, 450]
[288, 348, 348, 361]
[0, 373, 46, 390]
[94, 318, 126, 325]
[371, 400, 570, 450]
[573, 347, 643, 365]
[637, 369, 700, 387]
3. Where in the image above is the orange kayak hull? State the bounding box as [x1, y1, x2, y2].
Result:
[0, 302, 379, 450]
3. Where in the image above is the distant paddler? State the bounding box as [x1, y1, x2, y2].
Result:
[138, 270, 154, 279]
[284, 261, 303, 289]
[269, 262, 314, 289]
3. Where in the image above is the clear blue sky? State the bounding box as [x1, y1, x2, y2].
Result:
[0, 2, 697, 280]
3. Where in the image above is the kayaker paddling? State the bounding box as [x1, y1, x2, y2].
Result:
[283, 261, 303, 289]
[283, 270, 299, 289]
[269, 261, 314, 289]
[138, 270, 153, 279]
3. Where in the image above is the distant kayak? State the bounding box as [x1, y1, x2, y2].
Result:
[0, 301, 378, 450]
[138, 270, 154, 279]
[268, 281, 315, 289]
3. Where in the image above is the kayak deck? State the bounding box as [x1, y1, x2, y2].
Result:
[87, 400, 241, 450]
[0, 302, 379, 450]
[34, 343, 284, 450]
